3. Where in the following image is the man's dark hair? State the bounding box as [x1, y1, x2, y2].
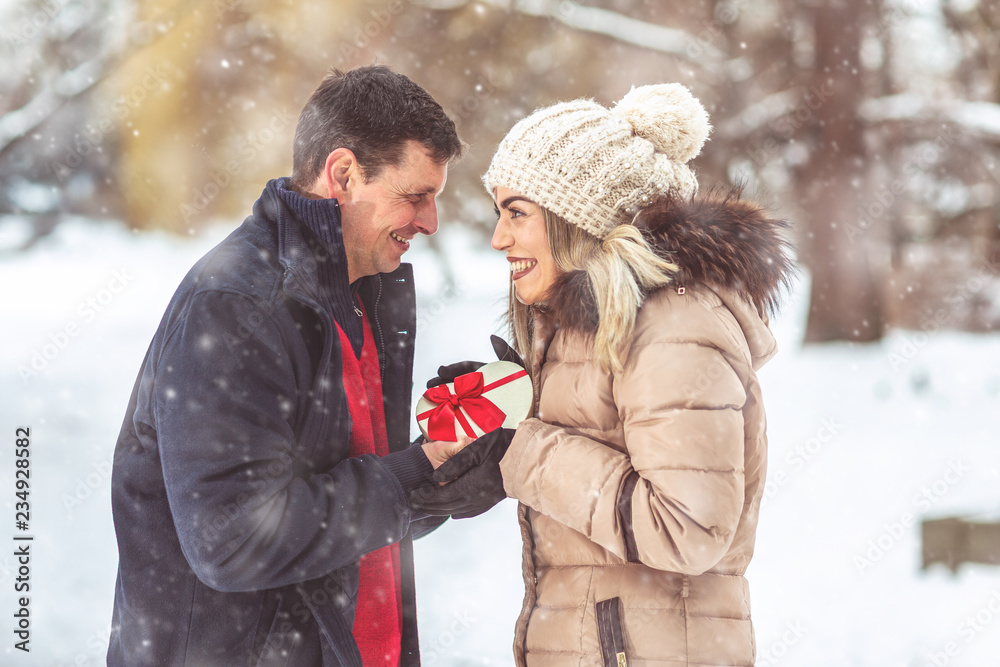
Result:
[290, 65, 463, 190]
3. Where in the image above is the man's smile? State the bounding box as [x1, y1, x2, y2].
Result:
[390, 231, 410, 249]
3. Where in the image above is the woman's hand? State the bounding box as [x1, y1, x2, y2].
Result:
[410, 428, 515, 519]
[421, 435, 472, 470]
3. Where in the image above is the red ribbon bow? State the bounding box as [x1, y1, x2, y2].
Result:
[418, 371, 508, 441]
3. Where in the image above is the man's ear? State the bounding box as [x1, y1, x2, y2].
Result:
[320, 148, 358, 200]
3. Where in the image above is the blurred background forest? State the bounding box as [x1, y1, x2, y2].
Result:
[1, 0, 999, 340]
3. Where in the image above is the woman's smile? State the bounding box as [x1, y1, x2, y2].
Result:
[508, 257, 538, 280]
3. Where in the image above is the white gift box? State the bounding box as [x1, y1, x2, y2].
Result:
[415, 360, 533, 442]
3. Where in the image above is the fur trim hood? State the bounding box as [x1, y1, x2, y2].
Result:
[544, 187, 795, 333]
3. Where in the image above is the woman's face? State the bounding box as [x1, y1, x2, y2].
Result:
[491, 186, 562, 305]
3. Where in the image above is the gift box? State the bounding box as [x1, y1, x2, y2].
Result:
[416, 360, 532, 442]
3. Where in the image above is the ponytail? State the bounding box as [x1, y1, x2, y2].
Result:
[585, 224, 677, 372]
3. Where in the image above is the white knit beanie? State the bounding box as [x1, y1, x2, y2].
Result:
[484, 83, 711, 239]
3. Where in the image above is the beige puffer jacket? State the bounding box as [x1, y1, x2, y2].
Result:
[499, 192, 793, 667]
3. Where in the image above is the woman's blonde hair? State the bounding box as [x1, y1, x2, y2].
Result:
[508, 208, 679, 375]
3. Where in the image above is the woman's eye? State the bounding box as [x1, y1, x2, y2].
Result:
[509, 207, 525, 218]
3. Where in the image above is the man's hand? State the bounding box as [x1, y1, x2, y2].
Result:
[410, 428, 514, 519]
[421, 436, 471, 470]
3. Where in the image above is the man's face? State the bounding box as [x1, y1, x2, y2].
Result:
[338, 140, 447, 282]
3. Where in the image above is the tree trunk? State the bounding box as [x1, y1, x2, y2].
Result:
[800, 0, 886, 343]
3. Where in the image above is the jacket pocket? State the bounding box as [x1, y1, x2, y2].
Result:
[616, 471, 641, 563]
[596, 597, 630, 667]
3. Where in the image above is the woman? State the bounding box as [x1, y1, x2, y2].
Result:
[483, 84, 794, 666]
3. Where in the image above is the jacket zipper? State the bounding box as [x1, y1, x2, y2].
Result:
[372, 275, 387, 384]
[596, 597, 629, 667]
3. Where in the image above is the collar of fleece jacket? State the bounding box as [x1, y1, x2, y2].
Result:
[543, 186, 797, 332]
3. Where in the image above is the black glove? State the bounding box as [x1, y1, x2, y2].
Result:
[424, 335, 524, 389]
[409, 427, 515, 519]
[490, 334, 525, 368]
[426, 360, 485, 389]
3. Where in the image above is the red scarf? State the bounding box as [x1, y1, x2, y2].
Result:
[337, 309, 402, 667]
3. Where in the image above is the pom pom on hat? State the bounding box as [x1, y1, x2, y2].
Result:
[612, 83, 710, 163]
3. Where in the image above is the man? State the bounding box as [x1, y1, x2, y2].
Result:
[108, 65, 497, 666]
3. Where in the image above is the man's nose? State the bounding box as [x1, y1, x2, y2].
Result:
[414, 198, 439, 235]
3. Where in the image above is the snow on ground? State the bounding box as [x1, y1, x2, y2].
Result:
[1, 215, 999, 665]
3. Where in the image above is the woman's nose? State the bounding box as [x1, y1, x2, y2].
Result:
[491, 217, 511, 251]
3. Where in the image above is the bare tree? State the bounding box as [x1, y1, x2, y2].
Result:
[797, 0, 886, 342]
[5, 0, 997, 338]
